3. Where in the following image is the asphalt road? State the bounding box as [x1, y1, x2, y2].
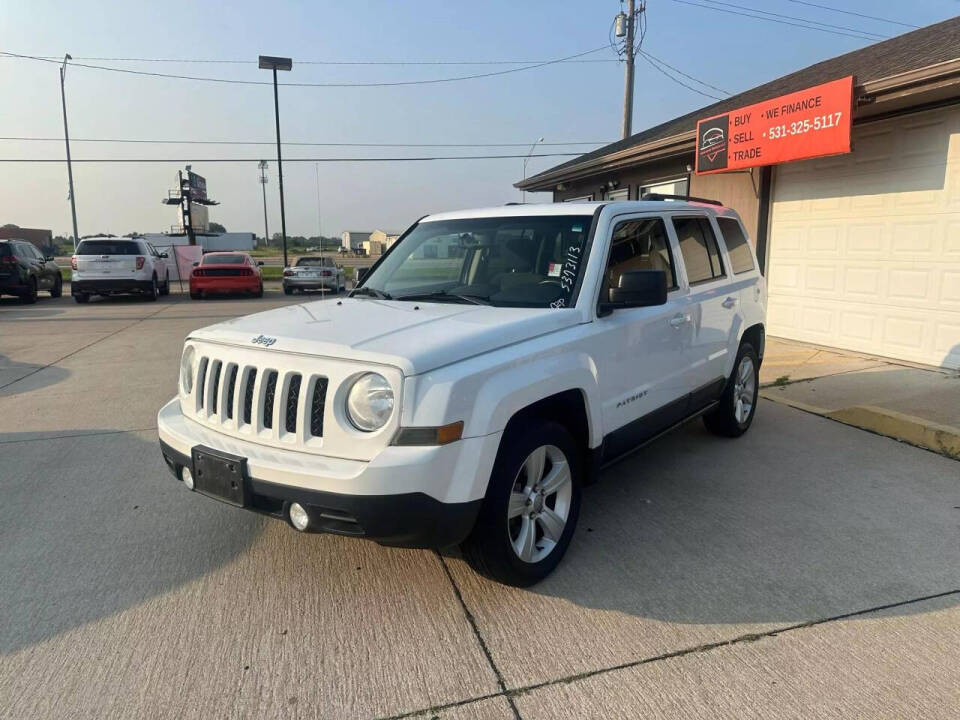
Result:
[2, 290, 959, 719]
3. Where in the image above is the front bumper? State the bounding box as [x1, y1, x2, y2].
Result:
[157, 398, 496, 548]
[72, 278, 153, 295]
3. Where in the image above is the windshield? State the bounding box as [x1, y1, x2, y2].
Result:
[76, 240, 140, 255]
[359, 215, 592, 308]
[296, 257, 330, 267]
[203, 254, 246, 264]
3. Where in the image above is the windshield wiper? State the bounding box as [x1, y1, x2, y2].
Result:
[350, 286, 392, 300]
[396, 291, 491, 306]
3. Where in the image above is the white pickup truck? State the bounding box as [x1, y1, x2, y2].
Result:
[158, 199, 766, 586]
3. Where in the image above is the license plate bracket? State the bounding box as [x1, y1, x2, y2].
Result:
[191, 446, 248, 507]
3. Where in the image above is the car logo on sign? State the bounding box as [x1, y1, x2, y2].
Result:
[251, 335, 277, 347]
[700, 127, 726, 162]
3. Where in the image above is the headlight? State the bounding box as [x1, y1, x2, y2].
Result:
[179, 345, 196, 395]
[345, 373, 394, 431]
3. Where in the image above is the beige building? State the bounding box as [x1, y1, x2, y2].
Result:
[518, 18, 960, 370]
[363, 230, 402, 256]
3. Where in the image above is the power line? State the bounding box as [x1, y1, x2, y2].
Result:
[3, 55, 619, 66]
[699, 0, 889, 38]
[638, 50, 730, 95]
[638, 53, 726, 101]
[0, 46, 610, 87]
[785, 0, 919, 29]
[670, 0, 885, 41]
[0, 152, 587, 163]
[0, 136, 612, 148]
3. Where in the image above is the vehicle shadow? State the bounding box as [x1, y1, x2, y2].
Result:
[0, 354, 69, 397]
[522, 404, 960, 624]
[0, 429, 262, 653]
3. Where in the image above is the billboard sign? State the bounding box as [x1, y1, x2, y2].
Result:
[695, 76, 853, 175]
[186, 171, 207, 201]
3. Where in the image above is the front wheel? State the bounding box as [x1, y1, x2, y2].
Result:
[703, 342, 759, 437]
[461, 421, 581, 587]
[255, 283, 264, 298]
[160, 275, 170, 296]
[145, 275, 158, 302]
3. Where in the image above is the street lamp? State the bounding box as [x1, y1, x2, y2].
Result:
[257, 160, 269, 248]
[522, 137, 544, 202]
[59, 53, 80, 250]
[258, 55, 292, 267]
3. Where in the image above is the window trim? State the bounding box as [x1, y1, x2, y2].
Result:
[669, 213, 728, 287]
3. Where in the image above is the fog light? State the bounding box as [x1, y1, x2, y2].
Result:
[289, 502, 309, 531]
[181, 466, 195, 490]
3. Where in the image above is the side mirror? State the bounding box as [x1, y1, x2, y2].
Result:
[257, 261, 265, 266]
[192, 261, 199, 267]
[159, 252, 169, 258]
[600, 270, 667, 315]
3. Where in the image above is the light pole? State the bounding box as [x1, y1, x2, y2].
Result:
[259, 55, 292, 267]
[258, 160, 269, 247]
[59, 53, 80, 250]
[522, 137, 544, 202]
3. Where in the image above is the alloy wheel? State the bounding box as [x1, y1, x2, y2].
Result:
[733, 355, 756, 425]
[507, 444, 573, 563]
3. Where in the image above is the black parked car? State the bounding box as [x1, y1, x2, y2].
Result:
[0, 239, 63, 303]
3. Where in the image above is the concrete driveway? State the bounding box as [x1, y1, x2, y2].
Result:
[2, 291, 958, 719]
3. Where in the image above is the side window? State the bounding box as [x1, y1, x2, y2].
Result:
[716, 217, 755, 274]
[605, 217, 676, 291]
[673, 216, 725, 285]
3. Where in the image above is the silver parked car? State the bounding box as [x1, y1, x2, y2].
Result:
[282, 256, 346, 295]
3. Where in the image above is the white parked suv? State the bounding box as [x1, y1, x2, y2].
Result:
[71, 237, 171, 303]
[158, 199, 766, 586]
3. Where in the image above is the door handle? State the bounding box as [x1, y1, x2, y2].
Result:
[669, 313, 691, 328]
[722, 296, 738, 309]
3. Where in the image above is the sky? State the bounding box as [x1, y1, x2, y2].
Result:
[1, 0, 958, 239]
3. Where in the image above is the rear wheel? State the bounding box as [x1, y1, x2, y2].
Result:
[73, 293, 89, 304]
[50, 275, 63, 298]
[160, 275, 170, 296]
[189, 290, 202, 300]
[703, 342, 759, 438]
[21, 278, 38, 304]
[283, 285, 294, 296]
[461, 421, 581, 587]
[145, 275, 158, 302]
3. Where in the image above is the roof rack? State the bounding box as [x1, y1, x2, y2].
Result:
[641, 192, 723, 207]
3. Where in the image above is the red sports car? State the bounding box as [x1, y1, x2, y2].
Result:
[190, 252, 264, 299]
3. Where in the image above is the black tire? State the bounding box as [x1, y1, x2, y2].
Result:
[189, 291, 202, 300]
[283, 285, 293, 296]
[145, 275, 158, 302]
[703, 341, 760, 438]
[50, 275, 63, 298]
[21, 278, 38, 304]
[74, 293, 89, 304]
[160, 275, 170, 296]
[461, 420, 582, 587]
[255, 283, 264, 298]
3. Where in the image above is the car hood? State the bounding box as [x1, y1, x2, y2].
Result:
[189, 298, 582, 375]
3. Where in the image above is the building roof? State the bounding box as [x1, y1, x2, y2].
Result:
[519, 16, 960, 189]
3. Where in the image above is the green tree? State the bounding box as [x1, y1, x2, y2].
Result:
[209, 222, 226, 233]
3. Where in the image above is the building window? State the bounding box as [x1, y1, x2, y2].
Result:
[673, 216, 725, 285]
[605, 187, 630, 201]
[564, 195, 594, 202]
[640, 177, 689, 199]
[716, 217, 755, 274]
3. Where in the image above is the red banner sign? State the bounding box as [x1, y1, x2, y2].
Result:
[695, 76, 853, 175]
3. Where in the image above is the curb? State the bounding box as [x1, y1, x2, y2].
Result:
[760, 390, 960, 459]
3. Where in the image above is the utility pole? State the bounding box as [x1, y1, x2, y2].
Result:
[59, 54, 80, 250]
[258, 160, 269, 247]
[621, 0, 636, 139]
[258, 56, 293, 268]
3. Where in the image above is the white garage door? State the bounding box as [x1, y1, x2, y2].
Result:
[767, 105, 960, 369]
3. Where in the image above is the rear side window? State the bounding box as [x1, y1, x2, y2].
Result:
[716, 218, 755, 274]
[606, 217, 677, 291]
[76, 240, 140, 255]
[203, 254, 247, 264]
[673, 217, 725, 285]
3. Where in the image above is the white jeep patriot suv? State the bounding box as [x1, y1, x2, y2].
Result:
[158, 199, 766, 586]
